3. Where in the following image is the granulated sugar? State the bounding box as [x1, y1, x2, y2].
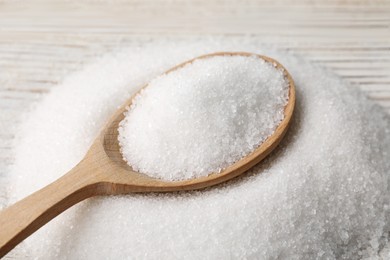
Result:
[4, 38, 390, 259]
[118, 55, 289, 181]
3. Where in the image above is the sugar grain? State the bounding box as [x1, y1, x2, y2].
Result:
[118, 55, 289, 180]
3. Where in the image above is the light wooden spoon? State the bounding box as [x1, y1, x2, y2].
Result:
[0, 52, 295, 257]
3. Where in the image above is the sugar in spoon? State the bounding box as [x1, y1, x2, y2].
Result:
[0, 52, 295, 257]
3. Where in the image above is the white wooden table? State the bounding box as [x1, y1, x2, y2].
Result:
[0, 0, 389, 206]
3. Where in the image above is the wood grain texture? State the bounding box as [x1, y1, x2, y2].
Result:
[0, 0, 389, 258]
[0, 161, 103, 258]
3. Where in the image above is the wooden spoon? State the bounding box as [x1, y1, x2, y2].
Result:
[0, 52, 295, 257]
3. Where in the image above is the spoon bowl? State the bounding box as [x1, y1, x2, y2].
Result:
[0, 52, 295, 257]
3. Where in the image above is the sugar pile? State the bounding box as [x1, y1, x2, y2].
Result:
[4, 38, 390, 259]
[118, 55, 289, 181]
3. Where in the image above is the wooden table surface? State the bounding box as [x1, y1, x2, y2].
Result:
[0, 0, 390, 206]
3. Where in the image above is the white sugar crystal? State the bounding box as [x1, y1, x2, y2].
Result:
[4, 38, 390, 259]
[118, 55, 289, 181]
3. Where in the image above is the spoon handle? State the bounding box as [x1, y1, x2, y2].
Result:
[0, 161, 102, 258]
